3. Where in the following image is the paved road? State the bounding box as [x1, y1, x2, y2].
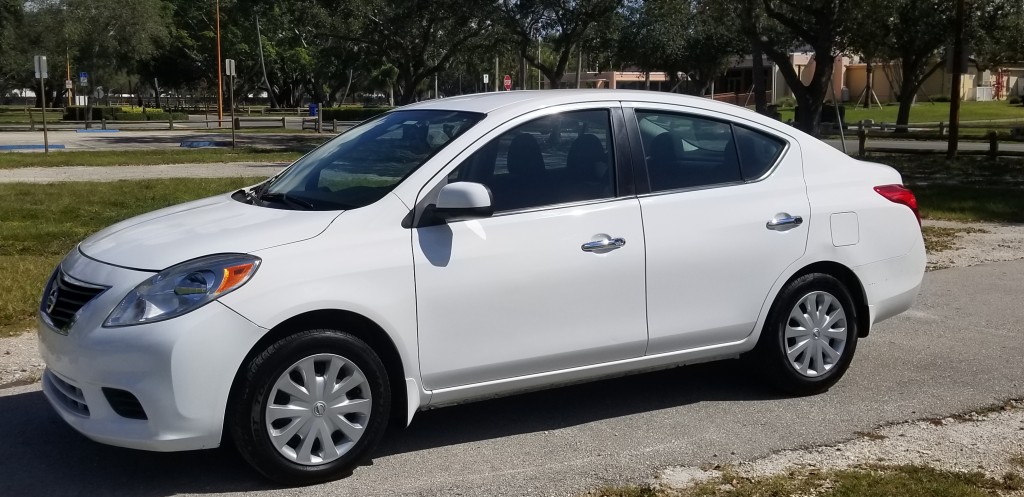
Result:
[824, 137, 1024, 153]
[0, 260, 1021, 497]
[0, 129, 330, 152]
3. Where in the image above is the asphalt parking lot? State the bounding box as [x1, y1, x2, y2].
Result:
[0, 259, 1021, 497]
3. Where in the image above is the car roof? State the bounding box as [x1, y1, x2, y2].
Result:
[400, 89, 788, 133]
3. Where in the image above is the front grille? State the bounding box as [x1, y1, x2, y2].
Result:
[43, 370, 90, 417]
[41, 270, 106, 332]
[103, 388, 148, 420]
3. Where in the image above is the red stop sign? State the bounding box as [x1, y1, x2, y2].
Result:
[503, 74, 512, 91]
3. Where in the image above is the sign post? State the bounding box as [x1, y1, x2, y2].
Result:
[483, 73, 489, 92]
[503, 74, 512, 91]
[34, 55, 49, 154]
[225, 58, 236, 149]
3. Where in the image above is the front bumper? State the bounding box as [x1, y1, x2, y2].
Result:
[37, 249, 267, 452]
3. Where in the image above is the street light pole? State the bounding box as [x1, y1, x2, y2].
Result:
[216, 0, 224, 127]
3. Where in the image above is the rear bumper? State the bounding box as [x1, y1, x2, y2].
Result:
[854, 233, 927, 328]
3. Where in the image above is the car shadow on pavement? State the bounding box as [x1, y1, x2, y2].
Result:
[376, 359, 782, 457]
[0, 388, 274, 496]
[0, 360, 781, 496]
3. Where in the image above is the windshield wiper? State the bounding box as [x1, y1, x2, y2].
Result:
[258, 192, 315, 210]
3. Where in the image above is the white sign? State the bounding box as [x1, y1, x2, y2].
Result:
[34, 55, 48, 79]
[225, 58, 236, 77]
[65, 80, 73, 89]
[483, 74, 489, 84]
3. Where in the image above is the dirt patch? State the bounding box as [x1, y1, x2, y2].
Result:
[659, 400, 1024, 493]
[924, 219, 1024, 271]
[0, 327, 42, 388]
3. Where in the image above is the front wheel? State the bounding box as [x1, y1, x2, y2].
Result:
[230, 329, 391, 485]
[753, 273, 859, 395]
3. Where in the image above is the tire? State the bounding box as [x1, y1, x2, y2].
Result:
[752, 273, 859, 396]
[230, 329, 391, 485]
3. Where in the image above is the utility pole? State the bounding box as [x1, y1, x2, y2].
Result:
[34, 55, 49, 154]
[225, 59, 236, 149]
[494, 56, 499, 92]
[537, 38, 542, 89]
[65, 47, 72, 107]
[216, 0, 224, 127]
[947, 0, 965, 159]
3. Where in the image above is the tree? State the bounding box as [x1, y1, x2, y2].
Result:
[619, 0, 744, 95]
[324, 0, 498, 105]
[738, 0, 856, 135]
[866, 0, 952, 128]
[502, 0, 622, 89]
[0, 0, 24, 99]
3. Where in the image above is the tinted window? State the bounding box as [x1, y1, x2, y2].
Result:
[448, 110, 615, 212]
[635, 111, 742, 192]
[733, 125, 785, 180]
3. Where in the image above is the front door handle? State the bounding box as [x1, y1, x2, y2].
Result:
[581, 237, 626, 252]
[766, 213, 803, 231]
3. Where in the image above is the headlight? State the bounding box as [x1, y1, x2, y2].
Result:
[105, 254, 261, 327]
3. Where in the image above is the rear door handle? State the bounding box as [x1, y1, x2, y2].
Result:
[766, 213, 803, 231]
[581, 237, 626, 252]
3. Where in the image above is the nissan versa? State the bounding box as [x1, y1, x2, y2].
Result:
[38, 90, 925, 484]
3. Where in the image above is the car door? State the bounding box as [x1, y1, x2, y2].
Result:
[412, 106, 649, 390]
[623, 105, 810, 355]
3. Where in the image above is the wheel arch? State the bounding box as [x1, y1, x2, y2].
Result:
[783, 260, 871, 338]
[225, 309, 410, 439]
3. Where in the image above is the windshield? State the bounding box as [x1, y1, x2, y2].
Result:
[254, 109, 483, 210]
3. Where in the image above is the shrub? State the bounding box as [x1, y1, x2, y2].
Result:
[319, 106, 392, 122]
[930, 94, 952, 103]
[1009, 96, 1022, 105]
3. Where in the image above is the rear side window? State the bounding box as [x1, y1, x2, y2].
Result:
[635, 111, 787, 193]
[635, 111, 742, 192]
[733, 125, 785, 180]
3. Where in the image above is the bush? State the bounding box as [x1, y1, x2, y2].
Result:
[1009, 96, 1022, 105]
[319, 106, 391, 122]
[63, 107, 187, 121]
[930, 94, 952, 103]
[63, 106, 117, 121]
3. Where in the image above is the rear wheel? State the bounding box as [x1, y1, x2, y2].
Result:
[230, 329, 391, 484]
[753, 273, 859, 395]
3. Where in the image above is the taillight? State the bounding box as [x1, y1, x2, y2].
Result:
[874, 184, 921, 226]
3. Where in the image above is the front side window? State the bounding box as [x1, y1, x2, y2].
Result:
[255, 110, 483, 210]
[447, 109, 616, 212]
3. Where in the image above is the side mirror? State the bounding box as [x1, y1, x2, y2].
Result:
[432, 182, 494, 222]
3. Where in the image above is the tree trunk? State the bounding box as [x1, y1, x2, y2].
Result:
[795, 91, 823, 136]
[864, 61, 873, 109]
[751, 47, 767, 114]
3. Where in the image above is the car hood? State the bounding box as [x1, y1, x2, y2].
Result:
[78, 193, 343, 271]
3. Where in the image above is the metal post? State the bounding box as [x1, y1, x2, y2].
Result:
[216, 0, 224, 127]
[947, 0, 965, 159]
[39, 77, 49, 154]
[230, 73, 236, 149]
[494, 56, 499, 92]
[858, 125, 868, 157]
[829, 75, 847, 153]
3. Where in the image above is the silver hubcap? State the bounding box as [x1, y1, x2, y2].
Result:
[265, 353, 372, 465]
[785, 291, 848, 378]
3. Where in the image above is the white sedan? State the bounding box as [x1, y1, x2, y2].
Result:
[37, 90, 925, 484]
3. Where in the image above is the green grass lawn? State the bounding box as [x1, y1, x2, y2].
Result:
[0, 178, 259, 337]
[0, 148, 303, 169]
[873, 155, 1024, 223]
[0, 111, 62, 124]
[778, 100, 1024, 124]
